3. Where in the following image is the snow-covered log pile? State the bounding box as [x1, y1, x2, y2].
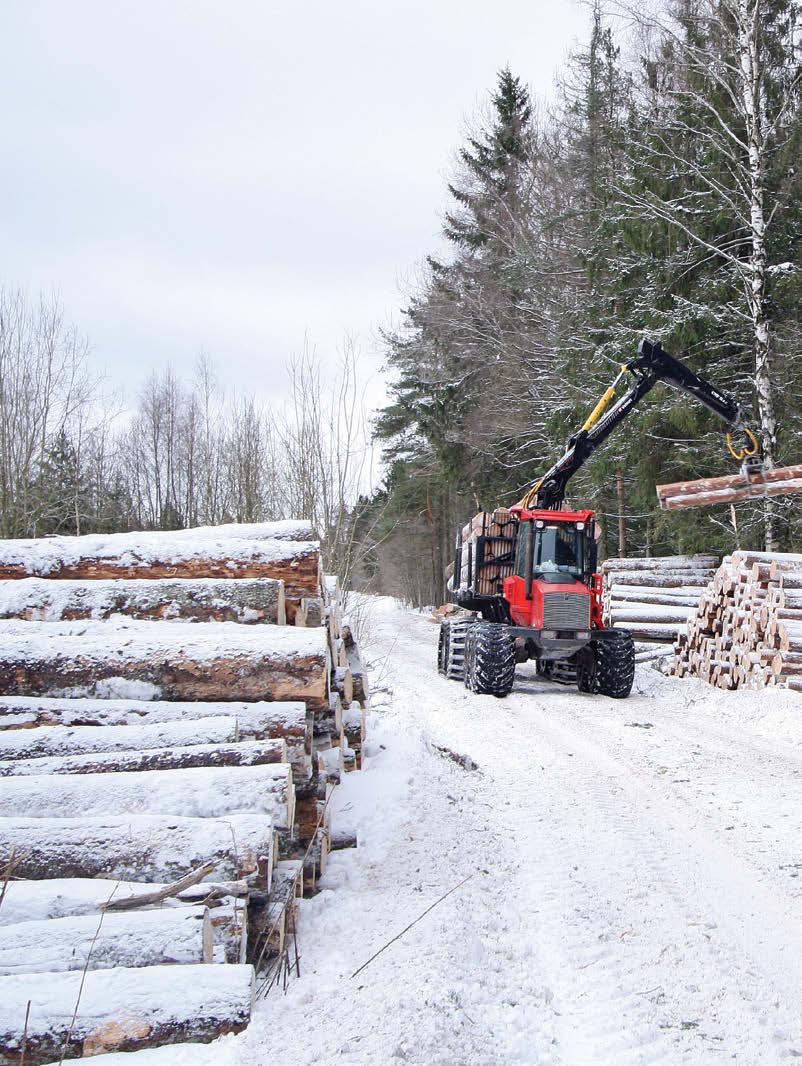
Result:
[673, 551, 802, 691]
[0, 576, 287, 624]
[0, 965, 255, 1062]
[601, 554, 720, 644]
[0, 618, 330, 707]
[0, 525, 319, 623]
[0, 520, 370, 1063]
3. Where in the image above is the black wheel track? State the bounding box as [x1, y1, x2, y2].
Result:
[464, 622, 516, 698]
[595, 629, 636, 698]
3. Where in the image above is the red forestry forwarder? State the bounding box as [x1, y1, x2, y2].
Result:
[438, 338, 764, 699]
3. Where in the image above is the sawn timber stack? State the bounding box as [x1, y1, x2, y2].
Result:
[0, 520, 371, 1065]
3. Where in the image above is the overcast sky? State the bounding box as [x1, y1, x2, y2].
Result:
[1, 1, 588, 409]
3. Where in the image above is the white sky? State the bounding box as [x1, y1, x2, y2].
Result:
[1, 0, 589, 409]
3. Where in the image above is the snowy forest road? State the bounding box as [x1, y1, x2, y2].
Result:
[240, 598, 802, 1066]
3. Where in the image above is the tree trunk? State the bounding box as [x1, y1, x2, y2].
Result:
[0, 763, 294, 831]
[0, 876, 249, 927]
[0, 737, 286, 778]
[0, 814, 276, 885]
[615, 469, 626, 557]
[0, 906, 212, 975]
[0, 698, 309, 748]
[0, 577, 286, 625]
[0, 534, 319, 623]
[175, 520, 314, 541]
[0, 619, 329, 709]
[737, 0, 778, 550]
[208, 897, 248, 964]
[601, 554, 719, 571]
[0, 707, 299, 753]
[0, 964, 254, 1064]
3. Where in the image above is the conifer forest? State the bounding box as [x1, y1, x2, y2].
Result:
[2, 1, 801, 608]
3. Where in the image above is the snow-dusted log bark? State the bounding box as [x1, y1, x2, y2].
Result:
[658, 470, 802, 511]
[604, 572, 714, 588]
[173, 520, 314, 541]
[208, 896, 248, 964]
[613, 622, 688, 642]
[0, 763, 294, 829]
[657, 467, 802, 501]
[0, 576, 286, 625]
[0, 814, 275, 885]
[0, 737, 286, 777]
[0, 906, 212, 975]
[607, 589, 707, 607]
[0, 531, 319, 622]
[0, 619, 329, 709]
[0, 698, 308, 750]
[609, 607, 695, 624]
[0, 716, 265, 759]
[38, 1042, 232, 1066]
[0, 877, 248, 926]
[0, 963, 254, 1064]
[601, 555, 719, 572]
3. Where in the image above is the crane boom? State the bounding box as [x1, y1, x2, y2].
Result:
[520, 338, 759, 510]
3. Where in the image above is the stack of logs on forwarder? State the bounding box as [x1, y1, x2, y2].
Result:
[602, 555, 721, 644]
[673, 551, 802, 691]
[0, 521, 369, 1065]
[458, 510, 517, 597]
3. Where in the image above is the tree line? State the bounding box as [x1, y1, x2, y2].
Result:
[363, 0, 802, 606]
[3, 1, 800, 610]
[0, 287, 373, 588]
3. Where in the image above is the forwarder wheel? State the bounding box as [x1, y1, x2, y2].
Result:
[595, 629, 635, 699]
[464, 622, 516, 698]
[439, 617, 475, 681]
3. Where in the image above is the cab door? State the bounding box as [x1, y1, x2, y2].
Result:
[503, 519, 535, 626]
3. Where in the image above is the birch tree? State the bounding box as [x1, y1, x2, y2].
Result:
[609, 0, 802, 546]
[0, 289, 96, 537]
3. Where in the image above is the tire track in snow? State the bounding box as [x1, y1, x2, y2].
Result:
[375, 606, 802, 1063]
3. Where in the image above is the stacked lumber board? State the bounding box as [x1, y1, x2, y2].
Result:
[673, 551, 802, 691]
[0, 521, 370, 1064]
[601, 555, 720, 643]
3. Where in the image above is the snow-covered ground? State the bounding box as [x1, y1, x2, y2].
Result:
[190, 597, 802, 1065]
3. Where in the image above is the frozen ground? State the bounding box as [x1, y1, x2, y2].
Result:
[222, 597, 800, 1065]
